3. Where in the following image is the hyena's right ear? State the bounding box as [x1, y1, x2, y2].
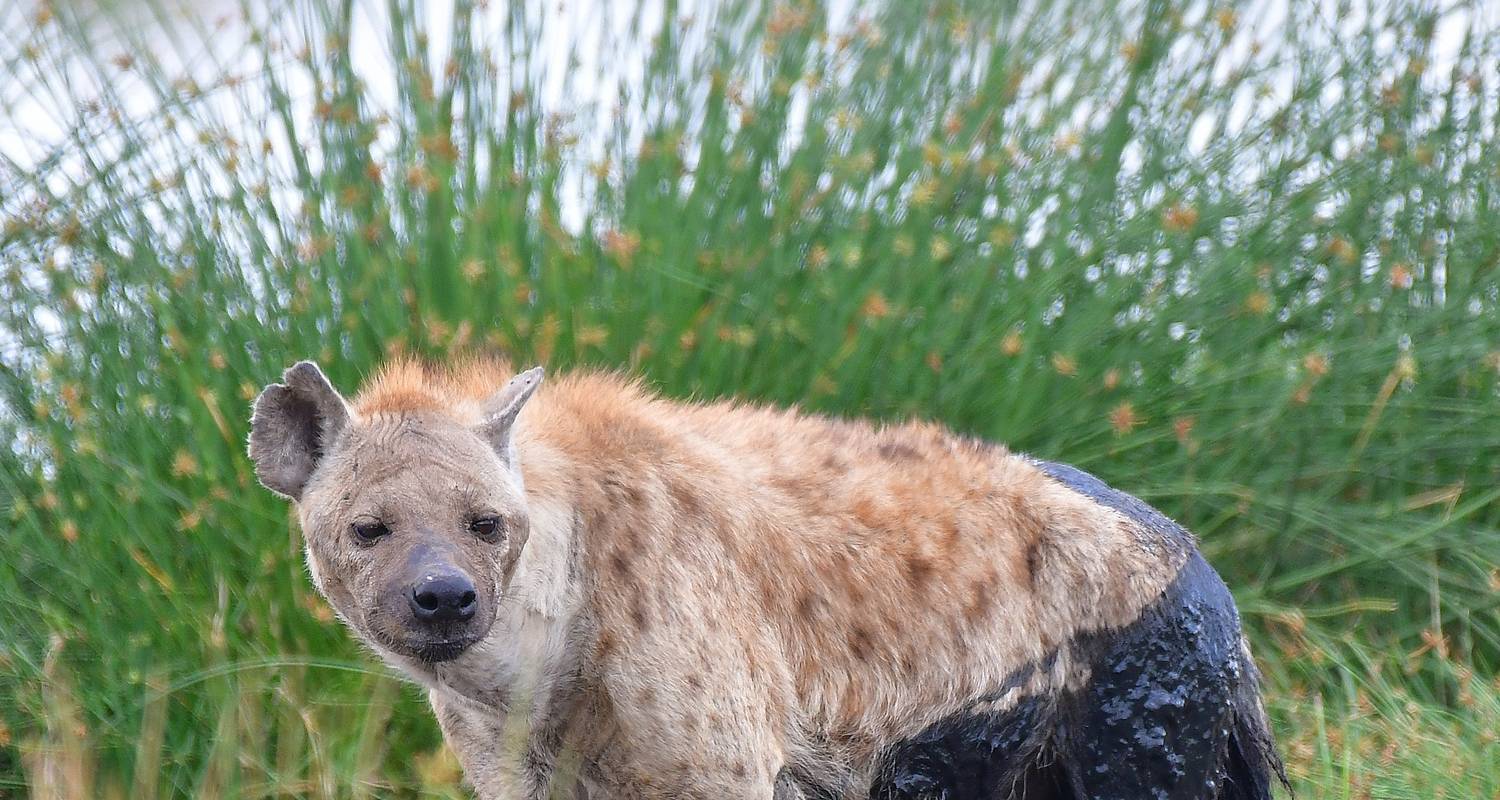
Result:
[248, 361, 352, 501]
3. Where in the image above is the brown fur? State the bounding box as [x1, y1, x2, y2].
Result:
[253, 359, 1189, 798]
[354, 356, 516, 417]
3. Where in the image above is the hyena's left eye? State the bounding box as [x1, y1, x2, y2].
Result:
[468, 516, 503, 541]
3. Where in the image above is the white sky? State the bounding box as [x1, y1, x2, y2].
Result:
[0, 0, 1486, 235]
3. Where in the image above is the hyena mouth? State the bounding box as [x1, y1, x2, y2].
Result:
[370, 625, 483, 664]
[412, 636, 481, 663]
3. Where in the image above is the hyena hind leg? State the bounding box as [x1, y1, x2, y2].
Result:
[772, 770, 806, 800]
[1055, 553, 1284, 800]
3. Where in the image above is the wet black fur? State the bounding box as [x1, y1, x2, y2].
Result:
[798, 460, 1287, 799]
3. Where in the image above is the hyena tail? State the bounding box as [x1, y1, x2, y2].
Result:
[1221, 654, 1290, 800]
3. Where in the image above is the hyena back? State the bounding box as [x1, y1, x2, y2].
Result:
[248, 358, 1285, 799]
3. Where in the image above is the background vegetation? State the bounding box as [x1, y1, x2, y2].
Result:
[2, 0, 1498, 796]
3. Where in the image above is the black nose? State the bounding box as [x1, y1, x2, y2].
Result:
[409, 573, 477, 624]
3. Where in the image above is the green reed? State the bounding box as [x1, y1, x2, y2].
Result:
[1, 0, 1497, 794]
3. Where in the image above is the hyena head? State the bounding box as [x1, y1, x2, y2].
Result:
[247, 361, 543, 664]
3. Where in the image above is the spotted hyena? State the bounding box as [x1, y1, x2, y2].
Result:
[248, 358, 1285, 799]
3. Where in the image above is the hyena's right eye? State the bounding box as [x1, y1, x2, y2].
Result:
[351, 521, 391, 544]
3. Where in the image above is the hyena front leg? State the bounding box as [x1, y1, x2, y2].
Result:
[589, 652, 786, 799]
[430, 689, 551, 800]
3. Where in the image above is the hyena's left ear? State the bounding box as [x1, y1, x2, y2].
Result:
[248, 361, 352, 501]
[477, 366, 544, 467]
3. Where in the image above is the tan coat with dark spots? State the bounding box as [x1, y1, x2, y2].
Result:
[248, 358, 1280, 799]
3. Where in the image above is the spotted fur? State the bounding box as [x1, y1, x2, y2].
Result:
[248, 358, 1286, 799]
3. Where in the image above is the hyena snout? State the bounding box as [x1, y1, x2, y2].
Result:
[409, 570, 478, 624]
[380, 545, 496, 663]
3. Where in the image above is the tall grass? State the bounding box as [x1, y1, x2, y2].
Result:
[2, 0, 1498, 795]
